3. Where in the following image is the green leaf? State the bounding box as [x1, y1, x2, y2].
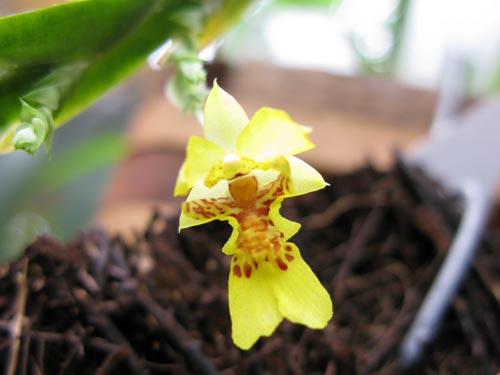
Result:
[54, 1, 192, 125]
[0, 1, 156, 64]
[0, 0, 253, 154]
[274, 0, 341, 6]
[0, 0, 156, 128]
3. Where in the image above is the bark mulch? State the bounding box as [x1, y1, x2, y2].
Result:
[1, 161, 500, 374]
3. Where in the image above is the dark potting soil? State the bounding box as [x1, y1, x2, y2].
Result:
[1, 162, 500, 374]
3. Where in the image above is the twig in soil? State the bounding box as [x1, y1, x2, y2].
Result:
[303, 193, 388, 228]
[144, 208, 161, 240]
[413, 206, 452, 251]
[138, 295, 217, 375]
[76, 269, 101, 295]
[86, 315, 146, 375]
[19, 329, 30, 375]
[361, 265, 416, 372]
[395, 152, 461, 226]
[86, 337, 120, 352]
[325, 360, 336, 375]
[30, 329, 85, 373]
[452, 297, 488, 360]
[109, 240, 131, 278]
[334, 208, 383, 298]
[243, 337, 282, 375]
[57, 344, 82, 375]
[5, 258, 28, 375]
[94, 345, 129, 375]
[472, 259, 500, 316]
[288, 330, 311, 375]
[85, 228, 112, 288]
[71, 270, 146, 373]
[463, 270, 500, 356]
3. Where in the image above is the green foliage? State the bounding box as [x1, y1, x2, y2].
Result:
[349, 0, 411, 76]
[488, 50, 500, 93]
[275, 0, 341, 6]
[0, 0, 253, 154]
[0, 0, 158, 130]
[166, 45, 208, 114]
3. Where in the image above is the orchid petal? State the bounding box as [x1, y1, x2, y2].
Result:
[229, 257, 282, 350]
[179, 180, 236, 230]
[174, 163, 190, 197]
[174, 136, 225, 196]
[228, 243, 332, 350]
[221, 217, 239, 255]
[273, 244, 333, 328]
[286, 156, 328, 197]
[268, 199, 301, 241]
[204, 81, 249, 152]
[237, 107, 314, 159]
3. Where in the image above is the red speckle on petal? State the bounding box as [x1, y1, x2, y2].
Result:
[253, 260, 259, 269]
[244, 263, 252, 278]
[285, 245, 292, 252]
[276, 258, 288, 271]
[233, 265, 242, 278]
[263, 199, 273, 207]
[285, 254, 294, 262]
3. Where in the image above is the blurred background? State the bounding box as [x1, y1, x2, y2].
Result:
[1, 0, 500, 258]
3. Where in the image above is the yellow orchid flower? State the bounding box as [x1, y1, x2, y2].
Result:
[175, 82, 333, 350]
